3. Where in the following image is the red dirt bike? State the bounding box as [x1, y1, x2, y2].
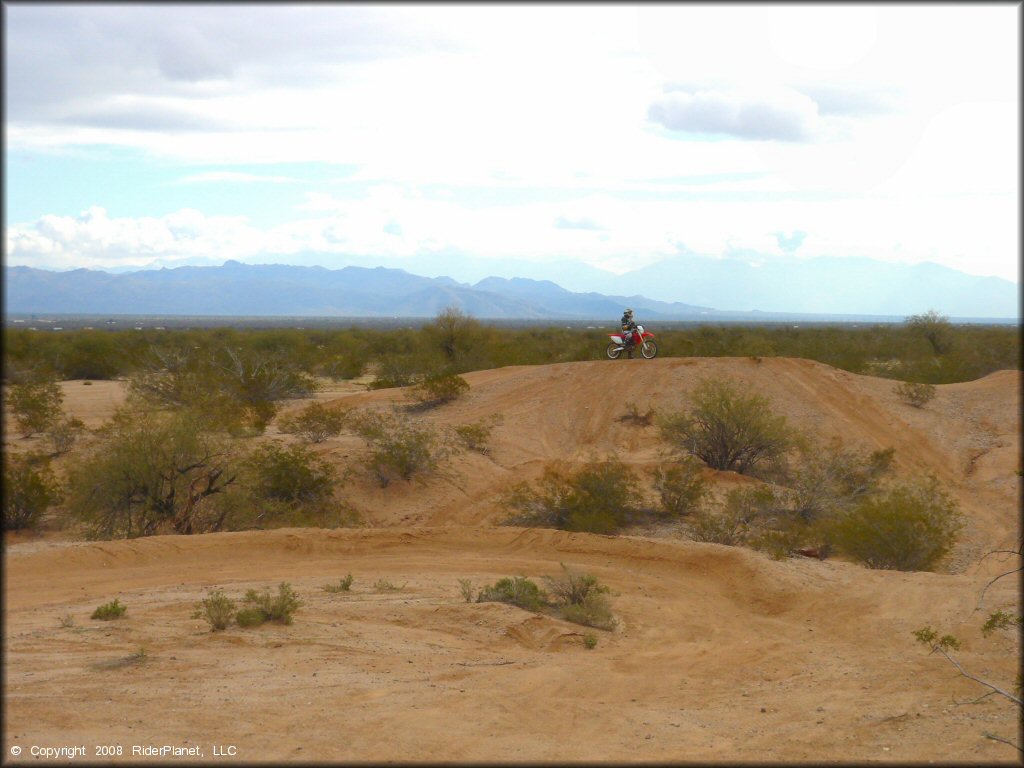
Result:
[606, 324, 658, 359]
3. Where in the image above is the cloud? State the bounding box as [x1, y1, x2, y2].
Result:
[648, 88, 822, 141]
[774, 230, 807, 253]
[175, 172, 300, 185]
[554, 216, 603, 231]
[798, 85, 901, 116]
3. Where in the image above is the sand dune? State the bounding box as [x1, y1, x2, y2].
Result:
[4, 358, 1020, 762]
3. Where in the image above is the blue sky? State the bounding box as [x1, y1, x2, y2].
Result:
[4, 4, 1019, 292]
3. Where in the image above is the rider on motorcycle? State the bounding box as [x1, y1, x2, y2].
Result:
[621, 308, 638, 357]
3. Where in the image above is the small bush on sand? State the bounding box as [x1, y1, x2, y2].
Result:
[453, 418, 499, 454]
[407, 372, 470, 408]
[894, 381, 937, 408]
[277, 402, 348, 443]
[46, 416, 86, 456]
[476, 576, 546, 612]
[192, 590, 237, 631]
[659, 378, 793, 477]
[349, 410, 447, 487]
[240, 583, 304, 626]
[545, 564, 615, 630]
[825, 478, 963, 571]
[373, 578, 405, 593]
[7, 377, 64, 437]
[458, 578, 476, 603]
[324, 574, 354, 593]
[618, 403, 655, 426]
[91, 598, 126, 621]
[652, 458, 708, 519]
[3, 452, 62, 532]
[583, 633, 598, 649]
[501, 459, 640, 534]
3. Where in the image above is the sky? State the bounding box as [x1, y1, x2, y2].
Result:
[4, 3, 1020, 294]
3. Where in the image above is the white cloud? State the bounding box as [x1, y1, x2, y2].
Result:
[649, 87, 823, 141]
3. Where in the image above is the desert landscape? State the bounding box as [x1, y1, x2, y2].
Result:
[4, 357, 1021, 763]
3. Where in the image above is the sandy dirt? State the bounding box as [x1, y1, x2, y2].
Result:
[4, 358, 1021, 763]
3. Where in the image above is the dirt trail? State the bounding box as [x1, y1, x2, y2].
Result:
[4, 358, 1020, 763]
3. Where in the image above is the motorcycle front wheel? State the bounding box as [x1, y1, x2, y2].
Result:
[606, 342, 623, 360]
[640, 340, 658, 359]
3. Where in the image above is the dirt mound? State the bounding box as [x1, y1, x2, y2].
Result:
[5, 359, 1019, 762]
[4, 526, 1019, 762]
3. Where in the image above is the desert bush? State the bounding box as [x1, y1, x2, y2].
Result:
[782, 442, 895, 524]
[545, 564, 615, 630]
[453, 419, 497, 454]
[192, 590, 237, 631]
[501, 459, 640, 534]
[244, 442, 336, 505]
[46, 416, 86, 455]
[894, 381, 937, 408]
[476, 576, 547, 612]
[91, 598, 126, 621]
[240, 583, 303, 625]
[349, 410, 447, 487]
[7, 378, 64, 437]
[619, 403, 655, 426]
[64, 409, 239, 538]
[3, 452, 62, 531]
[407, 371, 470, 408]
[458, 578, 476, 602]
[686, 500, 751, 546]
[825, 478, 963, 571]
[372, 578, 405, 593]
[659, 378, 794, 476]
[58, 613, 75, 628]
[277, 402, 348, 443]
[906, 310, 954, 355]
[324, 574, 355, 593]
[583, 633, 598, 649]
[652, 458, 708, 518]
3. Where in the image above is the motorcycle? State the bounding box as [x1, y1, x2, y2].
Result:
[606, 324, 658, 359]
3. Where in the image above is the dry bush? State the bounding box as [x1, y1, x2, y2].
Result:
[7, 378, 64, 437]
[501, 458, 640, 534]
[894, 381, 937, 408]
[324, 574, 354, 593]
[192, 590, 237, 631]
[3, 452, 62, 532]
[91, 598, 126, 621]
[349, 410, 447, 487]
[239, 583, 304, 626]
[277, 402, 348, 443]
[545, 564, 615, 630]
[453, 417, 500, 454]
[407, 372, 470, 408]
[46, 416, 86, 455]
[652, 458, 708, 518]
[659, 378, 794, 477]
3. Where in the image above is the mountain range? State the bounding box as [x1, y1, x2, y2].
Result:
[4, 256, 1018, 321]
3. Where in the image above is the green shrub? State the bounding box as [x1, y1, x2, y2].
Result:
[545, 564, 615, 630]
[659, 378, 793, 476]
[408, 372, 470, 408]
[240, 583, 304, 625]
[458, 578, 476, 602]
[7, 378, 64, 437]
[277, 402, 348, 443]
[324, 574, 354, 593]
[501, 459, 640, 534]
[583, 633, 598, 649]
[826, 479, 963, 571]
[652, 458, 708, 518]
[46, 416, 86, 456]
[3, 452, 62, 531]
[65, 409, 239, 538]
[192, 589, 237, 631]
[91, 598, 126, 621]
[686, 502, 750, 546]
[244, 442, 336, 505]
[476, 576, 547, 612]
[782, 442, 895, 524]
[349, 410, 447, 487]
[894, 381, 937, 408]
[453, 418, 498, 454]
[906, 310, 954, 355]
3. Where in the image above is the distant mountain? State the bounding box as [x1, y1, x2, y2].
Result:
[3, 262, 711, 320]
[614, 253, 1019, 318]
[4, 257, 1017, 320]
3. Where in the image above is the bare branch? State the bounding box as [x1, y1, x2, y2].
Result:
[982, 732, 1022, 753]
[933, 646, 1022, 706]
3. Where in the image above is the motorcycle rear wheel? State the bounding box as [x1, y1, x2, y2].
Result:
[640, 340, 658, 359]
[606, 342, 623, 360]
